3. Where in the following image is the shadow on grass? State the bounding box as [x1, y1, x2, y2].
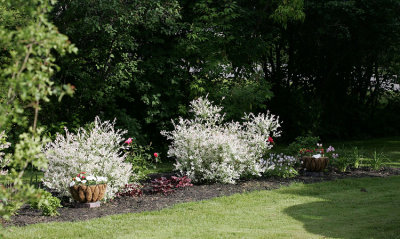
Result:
[280, 177, 400, 239]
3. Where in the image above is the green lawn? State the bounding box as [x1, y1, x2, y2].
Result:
[146, 160, 175, 174]
[328, 137, 400, 167]
[2, 176, 399, 239]
[0, 169, 43, 186]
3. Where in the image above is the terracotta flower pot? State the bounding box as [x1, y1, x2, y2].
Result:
[69, 184, 107, 203]
[302, 156, 329, 172]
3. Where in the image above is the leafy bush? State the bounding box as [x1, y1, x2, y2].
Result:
[287, 136, 320, 156]
[124, 139, 159, 182]
[43, 117, 133, 200]
[331, 153, 351, 172]
[30, 190, 62, 216]
[261, 153, 298, 178]
[331, 146, 355, 172]
[161, 97, 281, 184]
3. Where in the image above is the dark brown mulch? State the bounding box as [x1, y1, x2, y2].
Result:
[4, 167, 400, 227]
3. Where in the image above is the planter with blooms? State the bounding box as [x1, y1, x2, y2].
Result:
[300, 144, 338, 172]
[69, 172, 108, 203]
[43, 117, 132, 200]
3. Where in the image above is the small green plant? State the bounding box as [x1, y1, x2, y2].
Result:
[334, 156, 351, 172]
[124, 138, 160, 182]
[30, 189, 62, 216]
[369, 150, 387, 170]
[331, 147, 351, 172]
[287, 136, 320, 156]
[350, 146, 363, 168]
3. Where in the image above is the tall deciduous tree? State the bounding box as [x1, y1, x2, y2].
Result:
[46, 0, 304, 144]
[44, 0, 400, 141]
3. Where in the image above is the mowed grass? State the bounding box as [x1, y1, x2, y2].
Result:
[0, 169, 43, 185]
[2, 176, 399, 239]
[145, 160, 175, 174]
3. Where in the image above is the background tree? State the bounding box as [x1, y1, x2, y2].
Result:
[22, 0, 400, 149]
[269, 0, 400, 139]
[45, 0, 305, 146]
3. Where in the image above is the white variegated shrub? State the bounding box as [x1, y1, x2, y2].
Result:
[161, 97, 281, 184]
[43, 117, 133, 200]
[0, 131, 11, 175]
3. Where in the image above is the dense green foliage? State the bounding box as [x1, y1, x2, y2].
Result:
[125, 140, 159, 182]
[287, 136, 320, 156]
[35, 0, 304, 145]
[270, 0, 400, 139]
[0, 0, 398, 228]
[0, 0, 75, 219]
[40, 0, 400, 145]
[2, 0, 400, 153]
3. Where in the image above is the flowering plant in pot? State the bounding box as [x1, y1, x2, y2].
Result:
[69, 172, 108, 203]
[300, 144, 338, 172]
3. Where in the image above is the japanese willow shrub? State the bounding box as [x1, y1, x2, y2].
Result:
[161, 97, 281, 184]
[0, 131, 11, 175]
[43, 117, 132, 200]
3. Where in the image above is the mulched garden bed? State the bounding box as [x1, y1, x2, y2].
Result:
[5, 167, 400, 227]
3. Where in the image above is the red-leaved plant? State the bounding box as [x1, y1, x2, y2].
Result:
[151, 176, 193, 195]
[171, 176, 193, 188]
[151, 177, 174, 195]
[115, 183, 143, 198]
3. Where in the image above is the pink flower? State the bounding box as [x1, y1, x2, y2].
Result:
[154, 152, 159, 158]
[268, 136, 274, 143]
[125, 138, 133, 144]
[327, 146, 335, 153]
